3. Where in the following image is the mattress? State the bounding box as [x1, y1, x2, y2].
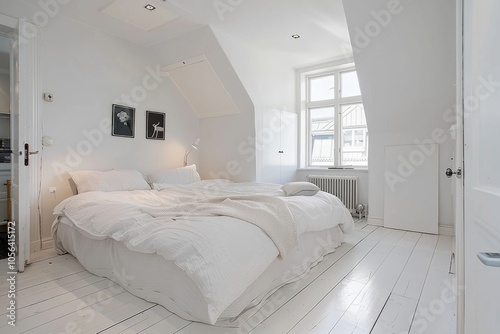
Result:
[54, 219, 344, 327]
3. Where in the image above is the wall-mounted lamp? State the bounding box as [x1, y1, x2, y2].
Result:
[184, 138, 200, 166]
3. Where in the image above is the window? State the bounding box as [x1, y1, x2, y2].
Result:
[299, 64, 368, 167]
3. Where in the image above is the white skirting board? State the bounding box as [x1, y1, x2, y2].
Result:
[30, 237, 54, 253]
[438, 224, 455, 236]
[383, 144, 439, 234]
[368, 219, 454, 236]
[368, 216, 384, 226]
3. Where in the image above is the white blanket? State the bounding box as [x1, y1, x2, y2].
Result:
[52, 181, 353, 324]
[142, 194, 297, 258]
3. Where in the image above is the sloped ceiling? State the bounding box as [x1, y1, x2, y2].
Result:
[19, 0, 350, 67]
[163, 55, 239, 118]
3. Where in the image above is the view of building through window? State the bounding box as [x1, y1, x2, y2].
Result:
[306, 68, 368, 167]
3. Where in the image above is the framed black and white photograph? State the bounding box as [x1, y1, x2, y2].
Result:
[146, 111, 166, 140]
[112, 104, 135, 138]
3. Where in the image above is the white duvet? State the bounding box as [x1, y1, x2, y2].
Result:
[52, 181, 353, 324]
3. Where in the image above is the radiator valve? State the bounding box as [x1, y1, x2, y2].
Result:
[356, 203, 366, 219]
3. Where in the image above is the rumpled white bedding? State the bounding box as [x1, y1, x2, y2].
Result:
[52, 180, 353, 324]
[141, 194, 297, 258]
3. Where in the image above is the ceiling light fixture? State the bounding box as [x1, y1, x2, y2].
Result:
[291, 34, 301, 39]
[144, 4, 156, 11]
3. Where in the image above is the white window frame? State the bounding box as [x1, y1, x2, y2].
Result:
[298, 61, 367, 168]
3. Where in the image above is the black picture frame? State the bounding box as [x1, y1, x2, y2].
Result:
[112, 104, 135, 138]
[146, 111, 166, 140]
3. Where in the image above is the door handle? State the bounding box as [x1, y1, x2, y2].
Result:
[445, 167, 462, 178]
[477, 252, 500, 267]
[23, 143, 38, 166]
[24, 143, 29, 166]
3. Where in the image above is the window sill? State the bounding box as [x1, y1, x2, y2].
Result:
[297, 167, 368, 172]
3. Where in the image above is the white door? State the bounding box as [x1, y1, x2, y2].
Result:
[10, 24, 28, 272]
[9, 19, 40, 272]
[278, 110, 297, 183]
[260, 109, 297, 184]
[463, 1, 500, 332]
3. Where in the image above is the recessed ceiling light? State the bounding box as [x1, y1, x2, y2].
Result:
[145, 4, 156, 11]
[291, 34, 301, 39]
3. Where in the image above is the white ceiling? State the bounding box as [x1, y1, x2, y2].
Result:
[20, 0, 351, 68]
[100, 0, 180, 31]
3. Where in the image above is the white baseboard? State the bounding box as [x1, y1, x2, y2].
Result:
[30, 237, 54, 253]
[42, 237, 54, 250]
[30, 240, 41, 253]
[439, 224, 455, 236]
[367, 216, 383, 226]
[367, 216, 454, 236]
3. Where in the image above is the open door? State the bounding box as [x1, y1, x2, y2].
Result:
[463, 0, 500, 332]
[9, 18, 40, 272]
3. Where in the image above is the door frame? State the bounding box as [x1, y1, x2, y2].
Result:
[1, 14, 41, 270]
[455, 0, 465, 333]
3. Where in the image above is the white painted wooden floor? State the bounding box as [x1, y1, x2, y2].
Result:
[0, 222, 457, 334]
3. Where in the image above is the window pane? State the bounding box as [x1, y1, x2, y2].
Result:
[310, 107, 335, 166]
[343, 129, 353, 148]
[341, 104, 368, 166]
[309, 75, 334, 102]
[341, 103, 366, 127]
[341, 71, 361, 98]
[310, 106, 334, 121]
[354, 129, 365, 147]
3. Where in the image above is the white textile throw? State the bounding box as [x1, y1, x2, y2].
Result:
[142, 194, 298, 259]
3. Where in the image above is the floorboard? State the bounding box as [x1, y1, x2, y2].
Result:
[99, 305, 172, 334]
[371, 293, 418, 334]
[256, 228, 393, 333]
[409, 236, 456, 334]
[328, 231, 421, 333]
[0, 226, 456, 334]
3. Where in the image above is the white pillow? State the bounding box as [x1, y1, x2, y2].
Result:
[145, 164, 201, 185]
[282, 182, 320, 196]
[69, 169, 151, 193]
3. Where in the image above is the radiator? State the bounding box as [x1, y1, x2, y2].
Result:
[307, 175, 358, 214]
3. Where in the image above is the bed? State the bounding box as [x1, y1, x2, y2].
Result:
[51, 168, 354, 327]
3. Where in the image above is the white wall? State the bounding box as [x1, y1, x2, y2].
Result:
[0, 0, 257, 249]
[39, 16, 199, 249]
[342, 0, 456, 231]
[212, 28, 373, 208]
[210, 22, 374, 216]
[149, 27, 256, 183]
[209, 29, 297, 184]
[0, 2, 201, 249]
